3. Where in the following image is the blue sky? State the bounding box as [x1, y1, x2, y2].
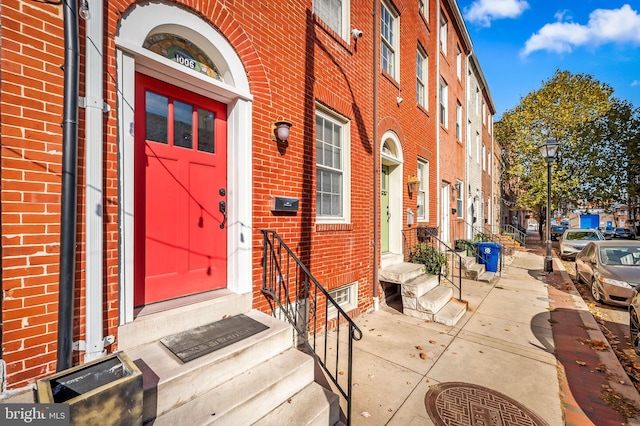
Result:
[457, 1, 640, 119]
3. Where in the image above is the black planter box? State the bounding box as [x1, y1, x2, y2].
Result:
[36, 351, 142, 426]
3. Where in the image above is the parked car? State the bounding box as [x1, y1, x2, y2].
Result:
[558, 228, 605, 260]
[575, 241, 640, 306]
[613, 227, 636, 239]
[550, 225, 567, 241]
[598, 227, 615, 239]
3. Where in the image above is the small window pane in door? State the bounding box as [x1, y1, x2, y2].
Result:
[174, 100, 193, 149]
[198, 108, 215, 153]
[145, 91, 168, 144]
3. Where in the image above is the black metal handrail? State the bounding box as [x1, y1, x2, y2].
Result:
[498, 224, 527, 246]
[260, 230, 363, 426]
[401, 227, 463, 301]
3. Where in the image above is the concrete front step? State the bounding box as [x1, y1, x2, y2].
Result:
[118, 290, 251, 351]
[433, 299, 467, 326]
[379, 262, 424, 285]
[400, 274, 439, 301]
[416, 286, 453, 314]
[126, 310, 293, 422]
[152, 347, 314, 425]
[478, 271, 496, 283]
[464, 262, 486, 279]
[253, 382, 341, 426]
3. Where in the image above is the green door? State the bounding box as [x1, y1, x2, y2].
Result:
[381, 165, 390, 253]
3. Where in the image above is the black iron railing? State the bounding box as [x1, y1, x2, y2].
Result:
[260, 230, 363, 426]
[401, 226, 463, 301]
[498, 224, 527, 246]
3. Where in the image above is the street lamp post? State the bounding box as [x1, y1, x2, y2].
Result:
[538, 138, 560, 273]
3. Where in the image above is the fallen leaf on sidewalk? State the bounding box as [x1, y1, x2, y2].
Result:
[429, 340, 436, 344]
[420, 352, 427, 359]
[576, 360, 587, 366]
[360, 412, 371, 418]
[416, 345, 424, 350]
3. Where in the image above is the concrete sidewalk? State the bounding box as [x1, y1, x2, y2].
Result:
[336, 238, 640, 425]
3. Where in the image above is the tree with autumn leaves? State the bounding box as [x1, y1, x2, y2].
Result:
[496, 70, 640, 236]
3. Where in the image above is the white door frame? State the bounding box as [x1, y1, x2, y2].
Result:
[115, 3, 253, 323]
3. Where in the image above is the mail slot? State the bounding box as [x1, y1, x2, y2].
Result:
[271, 196, 299, 213]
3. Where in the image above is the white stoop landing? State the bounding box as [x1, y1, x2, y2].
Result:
[378, 262, 425, 284]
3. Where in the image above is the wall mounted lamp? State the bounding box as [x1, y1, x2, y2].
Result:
[407, 175, 420, 194]
[271, 118, 292, 142]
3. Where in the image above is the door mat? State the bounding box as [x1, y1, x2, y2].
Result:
[160, 314, 270, 363]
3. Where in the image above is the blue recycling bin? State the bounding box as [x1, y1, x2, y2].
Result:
[475, 242, 501, 272]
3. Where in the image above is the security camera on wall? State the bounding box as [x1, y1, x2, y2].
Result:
[351, 29, 363, 39]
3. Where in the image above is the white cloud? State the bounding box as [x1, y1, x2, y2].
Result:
[464, 0, 529, 28]
[631, 80, 640, 87]
[522, 4, 640, 56]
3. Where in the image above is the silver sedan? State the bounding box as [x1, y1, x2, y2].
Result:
[559, 228, 605, 260]
[575, 240, 640, 307]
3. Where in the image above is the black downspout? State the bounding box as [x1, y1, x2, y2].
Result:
[57, 0, 79, 372]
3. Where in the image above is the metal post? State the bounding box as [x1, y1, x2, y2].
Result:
[544, 160, 553, 273]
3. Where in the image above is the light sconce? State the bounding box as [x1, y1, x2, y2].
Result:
[407, 175, 421, 194]
[79, 0, 90, 19]
[271, 118, 292, 142]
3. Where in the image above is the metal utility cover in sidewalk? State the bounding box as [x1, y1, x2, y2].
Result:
[425, 382, 548, 426]
[161, 314, 269, 363]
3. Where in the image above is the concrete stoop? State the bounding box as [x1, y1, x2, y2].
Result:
[379, 262, 467, 326]
[458, 254, 496, 283]
[121, 293, 340, 426]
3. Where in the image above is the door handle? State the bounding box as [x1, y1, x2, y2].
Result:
[386, 205, 390, 222]
[219, 200, 227, 229]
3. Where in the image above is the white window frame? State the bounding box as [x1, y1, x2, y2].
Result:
[328, 282, 358, 319]
[456, 46, 462, 80]
[439, 12, 448, 55]
[482, 102, 486, 126]
[456, 180, 463, 218]
[416, 46, 427, 108]
[417, 159, 429, 220]
[466, 119, 471, 157]
[419, 0, 428, 19]
[316, 107, 351, 223]
[381, 1, 399, 80]
[475, 87, 479, 114]
[476, 131, 480, 164]
[313, 0, 350, 40]
[482, 144, 486, 171]
[439, 78, 448, 127]
[455, 101, 462, 141]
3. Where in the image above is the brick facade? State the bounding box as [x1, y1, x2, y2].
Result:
[1, 0, 495, 390]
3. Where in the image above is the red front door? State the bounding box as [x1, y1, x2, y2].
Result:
[134, 74, 227, 306]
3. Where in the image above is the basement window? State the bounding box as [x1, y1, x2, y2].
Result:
[328, 282, 358, 319]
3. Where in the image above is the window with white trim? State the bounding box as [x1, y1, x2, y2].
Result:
[439, 79, 448, 127]
[316, 108, 350, 221]
[439, 12, 448, 54]
[456, 46, 462, 80]
[381, 1, 399, 79]
[416, 47, 427, 108]
[456, 180, 463, 218]
[455, 101, 462, 141]
[482, 102, 486, 126]
[417, 159, 429, 220]
[328, 282, 358, 318]
[466, 119, 471, 157]
[313, 0, 349, 39]
[419, 0, 428, 19]
[482, 144, 486, 171]
[475, 86, 479, 114]
[476, 131, 480, 164]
